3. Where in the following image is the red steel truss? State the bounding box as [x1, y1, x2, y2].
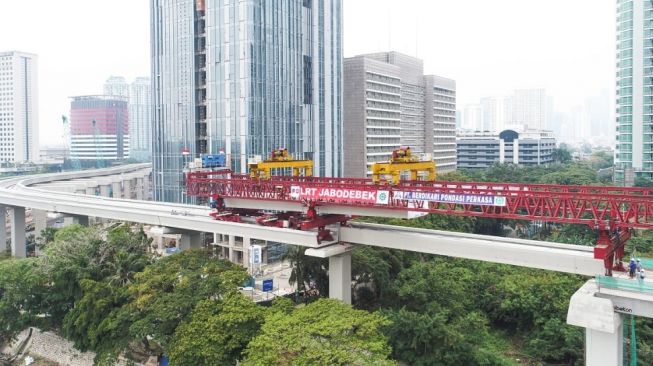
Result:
[185, 170, 653, 275]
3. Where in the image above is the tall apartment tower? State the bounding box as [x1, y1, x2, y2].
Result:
[151, 0, 343, 203]
[343, 52, 455, 178]
[103, 76, 129, 98]
[129, 77, 152, 161]
[0, 51, 39, 163]
[615, 0, 653, 183]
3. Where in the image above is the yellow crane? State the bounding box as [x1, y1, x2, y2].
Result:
[371, 146, 436, 184]
[249, 148, 313, 179]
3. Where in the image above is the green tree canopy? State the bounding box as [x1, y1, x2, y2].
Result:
[242, 298, 395, 366]
[168, 293, 265, 366]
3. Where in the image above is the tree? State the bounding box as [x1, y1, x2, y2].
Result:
[552, 147, 573, 164]
[168, 293, 265, 365]
[0, 258, 47, 343]
[282, 245, 328, 299]
[39, 225, 152, 327]
[117, 250, 249, 351]
[61, 279, 129, 353]
[242, 298, 395, 366]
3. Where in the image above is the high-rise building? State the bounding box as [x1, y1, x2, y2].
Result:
[480, 96, 512, 132]
[69, 95, 129, 161]
[0, 51, 39, 163]
[462, 104, 482, 131]
[103, 76, 129, 98]
[151, 0, 343, 203]
[129, 77, 152, 161]
[615, 0, 652, 183]
[511, 89, 546, 129]
[343, 52, 456, 178]
[103, 76, 152, 161]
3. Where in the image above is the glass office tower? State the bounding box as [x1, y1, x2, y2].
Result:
[151, 0, 343, 202]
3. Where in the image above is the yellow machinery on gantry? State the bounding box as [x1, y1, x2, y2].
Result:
[371, 146, 436, 184]
[249, 148, 313, 179]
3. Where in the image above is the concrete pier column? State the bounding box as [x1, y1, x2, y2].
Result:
[99, 184, 111, 197]
[123, 179, 132, 199]
[329, 252, 352, 304]
[567, 280, 624, 366]
[0, 205, 7, 253]
[33, 209, 47, 238]
[64, 215, 89, 226]
[243, 237, 251, 268]
[179, 232, 202, 250]
[112, 182, 122, 198]
[135, 178, 144, 200]
[10, 206, 26, 258]
[586, 319, 623, 366]
[228, 235, 237, 262]
[143, 176, 150, 200]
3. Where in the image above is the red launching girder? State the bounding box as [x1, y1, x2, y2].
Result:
[186, 171, 653, 230]
[186, 171, 653, 274]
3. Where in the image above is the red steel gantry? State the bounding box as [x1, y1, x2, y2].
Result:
[186, 169, 653, 276]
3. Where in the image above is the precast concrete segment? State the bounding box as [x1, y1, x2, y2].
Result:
[340, 222, 604, 276]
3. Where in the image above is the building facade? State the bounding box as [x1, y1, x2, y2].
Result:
[103, 76, 152, 161]
[457, 128, 555, 169]
[69, 96, 129, 161]
[511, 89, 546, 130]
[343, 52, 456, 178]
[103, 76, 129, 98]
[615, 0, 653, 182]
[0, 51, 39, 164]
[151, 0, 343, 202]
[129, 77, 152, 161]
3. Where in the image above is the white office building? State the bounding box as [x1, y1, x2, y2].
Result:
[0, 51, 39, 164]
[129, 77, 151, 161]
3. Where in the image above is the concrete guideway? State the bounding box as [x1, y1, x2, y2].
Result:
[340, 222, 605, 276]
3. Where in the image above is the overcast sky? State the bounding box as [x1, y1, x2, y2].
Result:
[0, 0, 614, 146]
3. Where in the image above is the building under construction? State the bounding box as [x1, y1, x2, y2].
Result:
[69, 95, 129, 162]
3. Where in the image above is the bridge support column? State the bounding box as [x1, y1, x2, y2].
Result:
[586, 321, 623, 366]
[0, 205, 6, 253]
[567, 280, 624, 366]
[329, 252, 352, 304]
[143, 176, 150, 200]
[34, 210, 47, 233]
[10, 206, 25, 258]
[135, 178, 144, 200]
[179, 232, 202, 250]
[99, 184, 111, 197]
[112, 182, 122, 198]
[64, 215, 89, 226]
[123, 179, 132, 199]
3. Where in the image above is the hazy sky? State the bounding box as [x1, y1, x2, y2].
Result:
[0, 0, 614, 145]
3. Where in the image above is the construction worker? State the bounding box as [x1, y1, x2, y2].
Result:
[629, 258, 637, 279]
[637, 258, 643, 273]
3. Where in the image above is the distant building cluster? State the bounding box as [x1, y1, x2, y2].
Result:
[343, 52, 456, 177]
[457, 128, 556, 169]
[103, 76, 152, 162]
[0, 51, 38, 165]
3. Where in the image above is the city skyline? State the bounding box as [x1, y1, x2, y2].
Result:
[0, 0, 614, 146]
